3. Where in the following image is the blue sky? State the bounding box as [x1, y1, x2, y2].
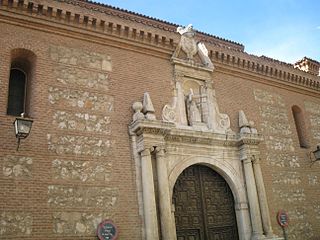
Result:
[98, 0, 319, 64]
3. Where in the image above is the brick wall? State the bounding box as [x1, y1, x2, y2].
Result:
[0, 1, 320, 239]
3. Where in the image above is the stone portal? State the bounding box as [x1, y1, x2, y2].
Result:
[173, 164, 239, 240]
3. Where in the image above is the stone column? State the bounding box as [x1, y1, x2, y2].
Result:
[155, 147, 176, 240]
[242, 154, 264, 239]
[252, 156, 274, 238]
[140, 148, 159, 240]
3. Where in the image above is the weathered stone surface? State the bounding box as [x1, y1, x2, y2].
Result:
[48, 87, 114, 113]
[288, 206, 306, 220]
[53, 66, 110, 91]
[0, 212, 32, 236]
[266, 153, 300, 168]
[53, 111, 111, 134]
[272, 188, 305, 202]
[47, 134, 114, 156]
[308, 173, 318, 185]
[287, 222, 313, 240]
[48, 185, 118, 208]
[260, 121, 292, 135]
[254, 89, 285, 107]
[265, 136, 295, 152]
[309, 114, 320, 126]
[50, 45, 112, 71]
[2, 155, 33, 178]
[52, 159, 112, 182]
[314, 205, 320, 219]
[259, 105, 288, 121]
[305, 101, 320, 115]
[53, 212, 112, 235]
[267, 153, 300, 168]
[272, 171, 301, 185]
[311, 129, 320, 139]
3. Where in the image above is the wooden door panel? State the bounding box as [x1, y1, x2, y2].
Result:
[173, 165, 238, 240]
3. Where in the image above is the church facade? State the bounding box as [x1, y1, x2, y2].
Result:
[0, 0, 319, 239]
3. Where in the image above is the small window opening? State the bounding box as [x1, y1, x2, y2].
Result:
[292, 105, 309, 148]
[7, 69, 27, 116]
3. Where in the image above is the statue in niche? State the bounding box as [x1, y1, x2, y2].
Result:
[186, 89, 202, 126]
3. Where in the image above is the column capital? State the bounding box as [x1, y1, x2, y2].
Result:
[251, 155, 261, 165]
[140, 147, 155, 157]
[154, 146, 166, 156]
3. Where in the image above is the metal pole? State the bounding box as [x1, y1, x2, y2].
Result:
[282, 227, 288, 240]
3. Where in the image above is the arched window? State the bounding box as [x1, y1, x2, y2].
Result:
[7, 68, 27, 116]
[292, 105, 309, 148]
[6, 48, 36, 116]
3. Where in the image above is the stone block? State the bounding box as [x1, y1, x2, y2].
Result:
[48, 185, 118, 208]
[54, 66, 110, 91]
[0, 212, 32, 236]
[266, 153, 300, 168]
[53, 111, 111, 134]
[47, 134, 114, 156]
[49, 45, 112, 71]
[52, 159, 112, 182]
[305, 101, 320, 115]
[272, 171, 301, 185]
[2, 155, 33, 178]
[48, 87, 114, 113]
[53, 212, 112, 235]
[265, 136, 295, 152]
[254, 89, 285, 107]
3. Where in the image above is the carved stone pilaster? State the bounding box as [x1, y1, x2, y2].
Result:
[140, 147, 159, 240]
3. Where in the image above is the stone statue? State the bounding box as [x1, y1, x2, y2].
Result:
[186, 89, 202, 126]
[174, 24, 198, 61]
[173, 24, 214, 69]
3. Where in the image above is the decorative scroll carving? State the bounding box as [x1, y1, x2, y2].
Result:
[162, 90, 177, 123]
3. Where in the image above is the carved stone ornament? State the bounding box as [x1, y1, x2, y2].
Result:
[162, 90, 177, 123]
[132, 101, 145, 122]
[175, 24, 198, 61]
[173, 24, 214, 69]
[238, 110, 258, 134]
[143, 92, 156, 120]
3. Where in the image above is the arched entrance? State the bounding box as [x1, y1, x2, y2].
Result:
[173, 164, 239, 240]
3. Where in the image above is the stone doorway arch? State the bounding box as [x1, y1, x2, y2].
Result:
[172, 164, 239, 240]
[168, 156, 250, 240]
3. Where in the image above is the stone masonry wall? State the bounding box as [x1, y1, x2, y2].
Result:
[47, 45, 117, 237]
[254, 89, 318, 239]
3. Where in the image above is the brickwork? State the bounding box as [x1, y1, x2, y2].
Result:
[0, 0, 320, 239]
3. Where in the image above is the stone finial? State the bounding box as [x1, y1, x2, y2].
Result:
[239, 110, 250, 128]
[239, 110, 258, 134]
[143, 92, 156, 120]
[132, 101, 145, 122]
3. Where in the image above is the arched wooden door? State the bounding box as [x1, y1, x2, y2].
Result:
[173, 164, 239, 240]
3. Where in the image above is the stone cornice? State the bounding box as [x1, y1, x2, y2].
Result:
[1, 0, 319, 95]
[129, 119, 263, 148]
[210, 48, 320, 94]
[58, 0, 245, 50]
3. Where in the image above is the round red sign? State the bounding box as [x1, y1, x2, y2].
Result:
[97, 220, 118, 240]
[277, 210, 289, 227]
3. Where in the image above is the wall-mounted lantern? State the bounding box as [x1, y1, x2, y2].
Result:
[310, 145, 320, 166]
[13, 113, 33, 150]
